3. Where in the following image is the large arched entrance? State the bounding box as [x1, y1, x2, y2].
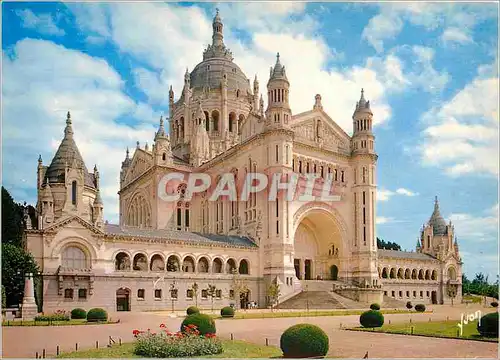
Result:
[116, 288, 131, 311]
[293, 206, 345, 281]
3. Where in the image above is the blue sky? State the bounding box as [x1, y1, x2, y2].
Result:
[2, 2, 498, 280]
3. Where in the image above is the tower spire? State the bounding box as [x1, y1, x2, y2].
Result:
[212, 8, 224, 48]
[64, 111, 73, 138]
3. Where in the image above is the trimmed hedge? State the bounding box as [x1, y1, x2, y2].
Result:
[181, 313, 216, 336]
[220, 306, 235, 318]
[34, 313, 70, 322]
[280, 324, 329, 358]
[360, 310, 384, 328]
[414, 304, 426, 312]
[406, 301, 413, 310]
[477, 312, 499, 338]
[369, 303, 380, 311]
[491, 301, 498, 308]
[186, 306, 200, 315]
[71, 308, 87, 319]
[87, 308, 108, 322]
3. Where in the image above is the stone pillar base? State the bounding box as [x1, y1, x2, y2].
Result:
[21, 303, 38, 321]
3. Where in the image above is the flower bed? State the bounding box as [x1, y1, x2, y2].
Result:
[133, 324, 222, 358]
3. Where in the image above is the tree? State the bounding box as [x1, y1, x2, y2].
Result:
[2, 285, 6, 309]
[376, 237, 402, 251]
[230, 269, 248, 309]
[2, 243, 40, 307]
[191, 282, 199, 307]
[2, 187, 24, 246]
[267, 282, 281, 310]
[206, 284, 217, 312]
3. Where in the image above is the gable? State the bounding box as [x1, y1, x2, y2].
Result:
[291, 110, 351, 152]
[124, 148, 153, 185]
[42, 215, 104, 236]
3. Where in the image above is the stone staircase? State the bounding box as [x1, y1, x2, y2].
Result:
[382, 295, 407, 309]
[276, 280, 367, 310]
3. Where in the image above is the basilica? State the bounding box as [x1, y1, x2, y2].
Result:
[25, 11, 462, 313]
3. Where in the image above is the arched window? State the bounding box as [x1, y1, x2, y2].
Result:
[239, 259, 249, 275]
[71, 181, 77, 205]
[212, 258, 223, 273]
[133, 254, 148, 271]
[62, 246, 87, 269]
[115, 252, 131, 270]
[182, 256, 195, 272]
[162, 153, 166, 161]
[448, 267, 457, 281]
[211, 110, 220, 132]
[226, 258, 236, 274]
[198, 257, 209, 273]
[150, 254, 165, 271]
[204, 111, 210, 132]
[166, 255, 180, 272]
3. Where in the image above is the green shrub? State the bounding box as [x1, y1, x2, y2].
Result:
[220, 306, 235, 318]
[369, 303, 380, 310]
[70, 308, 87, 319]
[35, 311, 70, 322]
[181, 313, 216, 336]
[491, 301, 498, 308]
[414, 304, 426, 312]
[280, 324, 329, 358]
[477, 312, 499, 338]
[134, 325, 222, 357]
[406, 301, 413, 310]
[186, 306, 200, 316]
[359, 310, 384, 328]
[87, 308, 108, 322]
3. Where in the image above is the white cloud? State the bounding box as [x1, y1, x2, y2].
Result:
[376, 216, 395, 224]
[15, 9, 65, 36]
[419, 60, 499, 176]
[441, 27, 473, 45]
[362, 3, 496, 52]
[3, 38, 160, 223]
[378, 188, 419, 201]
[449, 203, 499, 243]
[395, 188, 418, 197]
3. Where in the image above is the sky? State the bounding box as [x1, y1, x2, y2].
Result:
[2, 1, 499, 280]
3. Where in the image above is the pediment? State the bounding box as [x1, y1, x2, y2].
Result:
[42, 215, 104, 235]
[124, 149, 153, 184]
[291, 110, 351, 152]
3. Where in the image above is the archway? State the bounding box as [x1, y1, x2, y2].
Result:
[330, 265, 339, 280]
[116, 288, 130, 311]
[431, 291, 437, 304]
[293, 207, 344, 281]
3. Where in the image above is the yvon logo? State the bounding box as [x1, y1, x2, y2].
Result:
[457, 310, 481, 336]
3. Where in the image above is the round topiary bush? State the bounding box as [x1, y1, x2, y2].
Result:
[360, 310, 384, 328]
[406, 301, 413, 310]
[491, 301, 498, 308]
[477, 312, 499, 338]
[221, 306, 235, 318]
[280, 324, 329, 358]
[186, 306, 200, 315]
[370, 303, 380, 310]
[414, 304, 426, 312]
[70, 308, 87, 319]
[181, 313, 216, 336]
[87, 308, 108, 322]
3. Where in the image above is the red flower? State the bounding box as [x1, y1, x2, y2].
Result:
[160, 323, 166, 328]
[133, 329, 140, 336]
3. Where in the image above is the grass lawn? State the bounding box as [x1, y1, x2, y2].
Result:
[463, 294, 483, 304]
[348, 320, 498, 342]
[2, 319, 114, 327]
[57, 340, 282, 358]
[211, 309, 415, 319]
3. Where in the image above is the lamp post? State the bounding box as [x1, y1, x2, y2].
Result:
[305, 284, 309, 312]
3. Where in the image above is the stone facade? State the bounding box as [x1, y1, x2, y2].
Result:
[25, 11, 462, 313]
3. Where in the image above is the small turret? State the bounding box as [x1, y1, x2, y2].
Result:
[352, 88, 375, 155]
[265, 53, 291, 129]
[253, 75, 260, 112]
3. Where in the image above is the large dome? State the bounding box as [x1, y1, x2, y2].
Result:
[189, 57, 250, 93]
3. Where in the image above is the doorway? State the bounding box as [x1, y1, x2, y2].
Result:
[240, 290, 250, 309]
[431, 291, 437, 304]
[294, 259, 301, 279]
[116, 288, 130, 311]
[304, 260, 312, 280]
[330, 265, 339, 280]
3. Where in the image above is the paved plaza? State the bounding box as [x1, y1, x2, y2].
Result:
[1, 304, 498, 358]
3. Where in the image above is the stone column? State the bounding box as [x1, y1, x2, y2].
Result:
[299, 259, 305, 280]
[21, 273, 38, 320]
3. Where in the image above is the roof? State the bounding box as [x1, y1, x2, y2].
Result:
[429, 196, 448, 236]
[45, 112, 96, 188]
[104, 224, 258, 248]
[377, 249, 437, 261]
